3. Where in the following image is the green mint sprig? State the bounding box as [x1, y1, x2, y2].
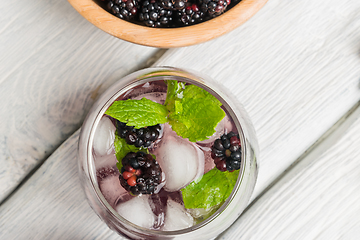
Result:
[113, 133, 149, 170]
[181, 168, 239, 209]
[168, 99, 225, 142]
[108, 81, 235, 210]
[164, 80, 185, 112]
[165, 80, 225, 142]
[105, 98, 168, 129]
[105, 81, 225, 142]
[182, 84, 222, 106]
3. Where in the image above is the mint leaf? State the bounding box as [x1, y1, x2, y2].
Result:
[168, 97, 225, 142]
[183, 85, 222, 106]
[165, 80, 185, 112]
[165, 81, 225, 142]
[114, 134, 140, 171]
[105, 98, 168, 129]
[181, 168, 239, 209]
[113, 133, 151, 171]
[106, 81, 225, 143]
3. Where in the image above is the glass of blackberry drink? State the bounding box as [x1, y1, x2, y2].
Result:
[78, 67, 259, 239]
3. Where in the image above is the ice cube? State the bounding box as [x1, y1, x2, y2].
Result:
[116, 195, 156, 229]
[149, 190, 168, 229]
[93, 116, 116, 156]
[223, 114, 235, 134]
[93, 153, 117, 170]
[97, 168, 126, 208]
[163, 200, 194, 231]
[156, 125, 204, 192]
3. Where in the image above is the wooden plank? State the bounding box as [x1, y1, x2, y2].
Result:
[1, 0, 360, 239]
[216, 105, 360, 239]
[0, 131, 122, 240]
[155, 0, 360, 199]
[0, 1, 160, 202]
[1, 108, 359, 239]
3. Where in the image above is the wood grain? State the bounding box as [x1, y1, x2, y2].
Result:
[0, 131, 122, 240]
[0, 0, 158, 202]
[0, 0, 360, 238]
[216, 107, 360, 240]
[155, 0, 360, 200]
[68, 0, 268, 48]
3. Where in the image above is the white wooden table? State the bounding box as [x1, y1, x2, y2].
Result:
[1, 0, 360, 239]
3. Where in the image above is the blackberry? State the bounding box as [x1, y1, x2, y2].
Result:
[176, 4, 205, 26]
[211, 132, 241, 172]
[160, 0, 187, 10]
[105, 0, 140, 20]
[139, 0, 173, 27]
[199, 0, 230, 17]
[119, 151, 163, 195]
[116, 121, 161, 148]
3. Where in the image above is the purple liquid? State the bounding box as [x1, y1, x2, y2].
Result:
[93, 80, 238, 230]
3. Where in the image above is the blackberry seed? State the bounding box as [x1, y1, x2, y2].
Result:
[135, 138, 144, 147]
[229, 144, 239, 152]
[142, 129, 150, 139]
[129, 158, 140, 169]
[226, 160, 234, 171]
[222, 138, 231, 149]
[130, 186, 140, 195]
[230, 151, 241, 160]
[147, 185, 155, 193]
[214, 139, 224, 150]
[126, 132, 137, 144]
[137, 177, 145, 184]
[138, 183, 147, 192]
[213, 148, 224, 157]
[137, 128, 145, 137]
[154, 175, 161, 182]
[216, 160, 227, 172]
[146, 177, 154, 185]
[144, 141, 152, 147]
[230, 160, 240, 169]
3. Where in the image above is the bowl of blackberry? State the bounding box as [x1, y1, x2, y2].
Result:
[68, 0, 267, 47]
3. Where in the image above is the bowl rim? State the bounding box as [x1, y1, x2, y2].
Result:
[68, 0, 268, 48]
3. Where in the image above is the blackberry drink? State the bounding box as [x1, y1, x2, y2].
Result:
[78, 68, 258, 239]
[95, 80, 239, 228]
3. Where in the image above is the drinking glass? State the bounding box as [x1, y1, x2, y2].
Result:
[78, 67, 259, 239]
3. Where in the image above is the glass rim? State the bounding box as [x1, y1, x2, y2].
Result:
[79, 66, 256, 238]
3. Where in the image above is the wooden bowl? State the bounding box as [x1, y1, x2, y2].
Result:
[68, 0, 268, 48]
